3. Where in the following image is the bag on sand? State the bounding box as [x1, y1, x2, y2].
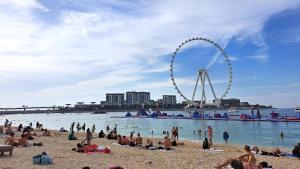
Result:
[33, 152, 53, 165]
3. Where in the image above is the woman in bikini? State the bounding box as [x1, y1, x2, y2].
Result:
[215, 145, 257, 169]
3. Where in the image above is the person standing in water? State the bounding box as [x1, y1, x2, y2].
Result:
[223, 130, 229, 144]
[208, 126, 213, 147]
[106, 125, 110, 133]
[280, 131, 284, 140]
[91, 124, 96, 133]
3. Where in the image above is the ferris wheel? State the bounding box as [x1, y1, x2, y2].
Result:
[170, 37, 233, 108]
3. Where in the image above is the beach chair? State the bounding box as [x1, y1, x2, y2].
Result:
[0, 145, 14, 156]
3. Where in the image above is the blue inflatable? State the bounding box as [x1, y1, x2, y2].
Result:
[125, 112, 132, 117]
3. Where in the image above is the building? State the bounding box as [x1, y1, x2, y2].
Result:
[106, 93, 125, 106]
[163, 95, 177, 105]
[240, 102, 250, 107]
[221, 98, 240, 107]
[126, 91, 150, 105]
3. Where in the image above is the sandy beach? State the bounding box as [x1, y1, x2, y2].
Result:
[0, 127, 299, 169]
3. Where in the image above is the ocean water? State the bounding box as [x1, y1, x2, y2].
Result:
[1, 108, 299, 149]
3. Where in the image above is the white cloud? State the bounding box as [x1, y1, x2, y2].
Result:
[247, 54, 270, 63]
[0, 0, 300, 106]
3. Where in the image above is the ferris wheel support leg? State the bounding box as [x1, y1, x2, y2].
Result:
[200, 71, 206, 109]
[192, 71, 201, 102]
[206, 70, 217, 101]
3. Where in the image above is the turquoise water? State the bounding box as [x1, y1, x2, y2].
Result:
[1, 108, 299, 149]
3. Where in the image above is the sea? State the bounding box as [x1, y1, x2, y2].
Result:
[1, 108, 299, 149]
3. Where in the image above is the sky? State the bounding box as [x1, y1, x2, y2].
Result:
[0, 0, 300, 108]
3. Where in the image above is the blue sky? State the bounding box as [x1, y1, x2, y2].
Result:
[0, 0, 299, 107]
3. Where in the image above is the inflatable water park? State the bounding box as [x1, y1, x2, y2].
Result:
[111, 108, 300, 123]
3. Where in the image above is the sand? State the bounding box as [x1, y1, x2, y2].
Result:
[0, 127, 299, 169]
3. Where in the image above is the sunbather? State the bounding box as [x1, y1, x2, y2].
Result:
[292, 142, 300, 157]
[4, 132, 18, 146]
[98, 130, 105, 138]
[43, 129, 51, 136]
[18, 134, 42, 147]
[135, 132, 143, 146]
[145, 138, 153, 149]
[117, 134, 123, 145]
[214, 145, 256, 169]
[162, 136, 172, 150]
[68, 131, 77, 140]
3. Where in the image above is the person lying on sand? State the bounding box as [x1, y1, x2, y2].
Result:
[4, 132, 19, 146]
[72, 143, 86, 153]
[43, 129, 51, 136]
[214, 145, 256, 169]
[252, 146, 286, 157]
[18, 134, 43, 147]
[222, 159, 272, 169]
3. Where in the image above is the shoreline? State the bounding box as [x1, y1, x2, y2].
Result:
[0, 126, 299, 169]
[0, 107, 276, 115]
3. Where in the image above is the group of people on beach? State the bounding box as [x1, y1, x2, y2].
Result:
[1, 120, 44, 147]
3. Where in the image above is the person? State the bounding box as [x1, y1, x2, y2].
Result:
[23, 126, 32, 134]
[5, 125, 12, 135]
[5, 119, 9, 127]
[98, 130, 105, 138]
[72, 143, 85, 153]
[18, 134, 42, 147]
[214, 145, 257, 169]
[203, 138, 210, 149]
[36, 122, 39, 129]
[223, 130, 229, 144]
[145, 138, 153, 149]
[29, 122, 32, 128]
[106, 125, 110, 133]
[258, 161, 273, 168]
[60, 127, 67, 132]
[129, 132, 134, 142]
[171, 127, 176, 140]
[43, 129, 51, 136]
[117, 135, 123, 145]
[163, 136, 172, 150]
[91, 124, 96, 133]
[4, 132, 18, 146]
[17, 124, 23, 131]
[86, 128, 92, 145]
[68, 131, 77, 140]
[0, 126, 3, 135]
[122, 136, 130, 145]
[175, 126, 179, 141]
[280, 131, 284, 140]
[70, 122, 75, 132]
[197, 129, 202, 135]
[82, 123, 86, 132]
[208, 126, 213, 147]
[135, 132, 143, 146]
[292, 143, 300, 157]
[76, 122, 81, 132]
